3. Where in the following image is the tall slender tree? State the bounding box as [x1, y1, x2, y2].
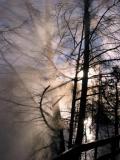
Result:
[56, 0, 120, 152]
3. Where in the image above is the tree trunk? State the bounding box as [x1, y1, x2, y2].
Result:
[94, 71, 102, 160]
[115, 81, 119, 137]
[68, 76, 78, 148]
[75, 0, 91, 145]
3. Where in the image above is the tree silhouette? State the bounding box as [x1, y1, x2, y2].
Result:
[55, 0, 120, 159]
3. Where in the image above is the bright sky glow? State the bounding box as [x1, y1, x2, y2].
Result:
[84, 117, 94, 142]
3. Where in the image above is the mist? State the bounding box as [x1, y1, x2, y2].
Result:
[0, 0, 67, 160]
[1, 0, 119, 160]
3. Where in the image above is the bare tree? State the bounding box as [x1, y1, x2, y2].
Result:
[55, 0, 120, 159]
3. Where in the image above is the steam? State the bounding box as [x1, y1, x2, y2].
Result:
[1, 1, 118, 160]
[0, 1, 62, 160]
